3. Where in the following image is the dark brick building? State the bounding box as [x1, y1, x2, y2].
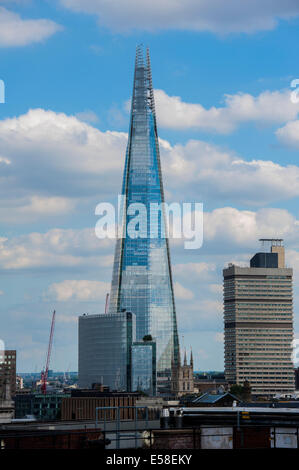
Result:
[0, 350, 16, 397]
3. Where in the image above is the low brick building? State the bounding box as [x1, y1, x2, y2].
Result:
[0, 428, 105, 449]
[194, 379, 228, 395]
[61, 395, 138, 421]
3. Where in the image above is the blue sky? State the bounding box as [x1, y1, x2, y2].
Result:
[1, 0, 299, 372]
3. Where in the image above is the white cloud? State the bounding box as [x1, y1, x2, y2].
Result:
[0, 196, 75, 223]
[173, 262, 216, 279]
[155, 89, 299, 134]
[46, 279, 110, 301]
[1, 207, 299, 271]
[204, 207, 298, 247]
[0, 290, 4, 296]
[0, 108, 127, 221]
[0, 108, 125, 177]
[163, 140, 299, 205]
[276, 120, 299, 149]
[0, 156, 11, 165]
[174, 281, 194, 300]
[60, 0, 299, 34]
[0, 7, 62, 47]
[177, 299, 223, 331]
[286, 250, 299, 275]
[214, 332, 224, 343]
[173, 206, 299, 252]
[2, 107, 299, 224]
[75, 110, 99, 124]
[0, 228, 113, 270]
[22, 196, 74, 215]
[209, 284, 222, 294]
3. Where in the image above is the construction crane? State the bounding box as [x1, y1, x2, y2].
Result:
[41, 310, 56, 394]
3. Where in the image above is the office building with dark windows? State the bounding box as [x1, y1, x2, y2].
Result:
[223, 239, 295, 397]
[109, 46, 180, 394]
[0, 350, 16, 398]
[78, 312, 135, 391]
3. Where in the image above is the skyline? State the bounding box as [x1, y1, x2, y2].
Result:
[1, 1, 299, 372]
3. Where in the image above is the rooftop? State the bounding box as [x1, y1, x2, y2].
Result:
[192, 392, 239, 404]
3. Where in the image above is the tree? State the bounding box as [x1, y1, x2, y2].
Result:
[230, 381, 251, 401]
[143, 335, 153, 342]
[229, 384, 244, 398]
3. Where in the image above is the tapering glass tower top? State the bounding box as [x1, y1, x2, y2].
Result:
[109, 46, 179, 393]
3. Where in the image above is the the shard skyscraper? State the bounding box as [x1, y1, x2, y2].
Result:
[109, 46, 179, 393]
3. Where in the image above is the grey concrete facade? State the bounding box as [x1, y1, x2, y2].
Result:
[223, 257, 295, 396]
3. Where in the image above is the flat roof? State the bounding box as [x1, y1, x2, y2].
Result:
[182, 407, 299, 414]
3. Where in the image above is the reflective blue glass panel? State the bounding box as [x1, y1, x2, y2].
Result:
[131, 342, 156, 395]
[109, 47, 179, 393]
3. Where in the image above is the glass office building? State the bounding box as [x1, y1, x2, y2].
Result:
[131, 342, 156, 396]
[109, 46, 179, 393]
[78, 312, 135, 390]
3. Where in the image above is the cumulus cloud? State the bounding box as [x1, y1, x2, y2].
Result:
[163, 139, 299, 205]
[0, 228, 113, 270]
[2, 107, 299, 224]
[286, 250, 299, 275]
[177, 299, 223, 331]
[46, 279, 110, 301]
[60, 0, 299, 34]
[0, 108, 126, 221]
[209, 284, 223, 294]
[214, 332, 224, 343]
[155, 89, 299, 134]
[0, 108, 125, 180]
[1, 207, 298, 271]
[276, 120, 299, 149]
[172, 206, 299, 253]
[173, 262, 216, 279]
[0, 196, 75, 223]
[75, 110, 99, 124]
[204, 207, 299, 248]
[174, 281, 194, 300]
[0, 7, 62, 47]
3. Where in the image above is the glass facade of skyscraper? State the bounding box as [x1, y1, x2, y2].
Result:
[131, 341, 156, 395]
[78, 312, 136, 390]
[109, 46, 179, 393]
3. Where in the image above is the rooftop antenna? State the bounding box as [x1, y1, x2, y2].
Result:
[105, 293, 110, 314]
[259, 238, 284, 250]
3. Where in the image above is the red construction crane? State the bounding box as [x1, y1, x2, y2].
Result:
[41, 310, 56, 394]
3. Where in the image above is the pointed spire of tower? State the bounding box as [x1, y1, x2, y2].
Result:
[108, 45, 180, 393]
[184, 348, 187, 366]
[190, 348, 193, 368]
